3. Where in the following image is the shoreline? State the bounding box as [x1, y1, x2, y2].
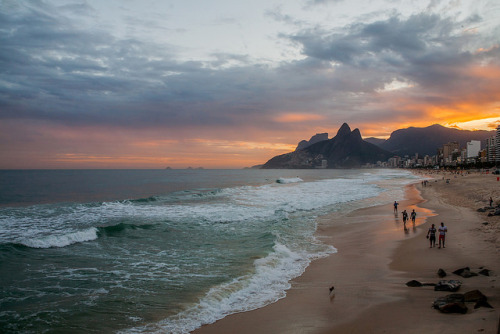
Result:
[193, 173, 500, 333]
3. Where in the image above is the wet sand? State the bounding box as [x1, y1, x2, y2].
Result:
[193, 172, 500, 333]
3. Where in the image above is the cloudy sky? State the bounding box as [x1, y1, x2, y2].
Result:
[1, 0, 499, 168]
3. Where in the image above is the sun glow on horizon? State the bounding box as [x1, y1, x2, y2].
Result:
[445, 117, 500, 131]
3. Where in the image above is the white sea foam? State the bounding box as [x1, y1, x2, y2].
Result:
[122, 241, 336, 334]
[0, 173, 391, 248]
[120, 170, 421, 334]
[20, 227, 98, 248]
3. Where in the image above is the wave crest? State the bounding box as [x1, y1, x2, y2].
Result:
[20, 228, 98, 249]
[98, 223, 157, 236]
[276, 177, 303, 184]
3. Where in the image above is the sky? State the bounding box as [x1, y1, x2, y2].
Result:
[1, 0, 499, 169]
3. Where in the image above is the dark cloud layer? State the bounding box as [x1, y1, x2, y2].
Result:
[1, 1, 499, 167]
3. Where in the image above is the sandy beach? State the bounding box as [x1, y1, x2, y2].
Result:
[193, 171, 500, 334]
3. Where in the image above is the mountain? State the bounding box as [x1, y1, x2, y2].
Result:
[364, 137, 386, 146]
[261, 123, 393, 169]
[296, 133, 329, 151]
[366, 124, 494, 156]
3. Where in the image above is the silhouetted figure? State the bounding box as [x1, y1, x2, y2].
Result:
[402, 209, 408, 226]
[427, 223, 436, 248]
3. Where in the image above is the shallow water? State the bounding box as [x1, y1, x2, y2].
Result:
[0, 169, 419, 333]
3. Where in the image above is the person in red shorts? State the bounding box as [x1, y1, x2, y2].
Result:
[438, 222, 447, 249]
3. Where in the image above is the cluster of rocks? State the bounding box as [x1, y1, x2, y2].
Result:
[477, 205, 500, 217]
[406, 267, 494, 314]
[433, 290, 492, 314]
[452, 267, 491, 278]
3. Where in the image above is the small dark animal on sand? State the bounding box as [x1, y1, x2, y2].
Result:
[329, 286, 335, 300]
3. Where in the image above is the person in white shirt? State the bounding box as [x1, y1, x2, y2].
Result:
[438, 222, 448, 249]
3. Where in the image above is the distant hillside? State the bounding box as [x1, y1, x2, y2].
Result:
[366, 124, 494, 156]
[364, 137, 386, 146]
[296, 133, 329, 151]
[261, 123, 392, 169]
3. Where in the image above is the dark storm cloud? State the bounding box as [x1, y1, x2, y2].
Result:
[289, 14, 456, 66]
[1, 1, 499, 137]
[287, 11, 500, 103]
[0, 6, 311, 131]
[1, 2, 300, 130]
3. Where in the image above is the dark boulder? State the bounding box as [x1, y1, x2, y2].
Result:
[406, 280, 423, 287]
[433, 294, 468, 314]
[464, 290, 487, 303]
[434, 280, 462, 292]
[437, 268, 447, 278]
[478, 268, 491, 276]
[452, 267, 469, 275]
[474, 300, 493, 309]
[453, 267, 478, 278]
[464, 290, 494, 309]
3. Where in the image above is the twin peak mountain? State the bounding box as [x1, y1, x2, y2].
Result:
[261, 123, 391, 169]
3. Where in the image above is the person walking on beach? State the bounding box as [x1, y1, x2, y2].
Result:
[426, 223, 437, 248]
[410, 209, 417, 224]
[490, 197, 494, 207]
[394, 201, 399, 213]
[438, 222, 447, 249]
[402, 210, 408, 226]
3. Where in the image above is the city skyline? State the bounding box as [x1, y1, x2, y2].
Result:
[1, 0, 499, 169]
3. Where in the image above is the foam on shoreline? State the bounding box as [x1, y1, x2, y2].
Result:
[193, 174, 500, 334]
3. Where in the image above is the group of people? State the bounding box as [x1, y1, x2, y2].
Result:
[401, 209, 417, 226]
[393, 200, 448, 248]
[426, 222, 448, 248]
[393, 201, 416, 226]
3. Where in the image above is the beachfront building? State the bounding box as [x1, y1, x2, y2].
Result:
[443, 141, 459, 164]
[479, 149, 488, 163]
[388, 156, 401, 168]
[497, 126, 500, 164]
[466, 140, 481, 161]
[486, 135, 496, 163]
[423, 155, 433, 166]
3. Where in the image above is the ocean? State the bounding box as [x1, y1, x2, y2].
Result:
[0, 169, 419, 333]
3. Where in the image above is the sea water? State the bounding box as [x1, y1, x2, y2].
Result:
[0, 169, 419, 333]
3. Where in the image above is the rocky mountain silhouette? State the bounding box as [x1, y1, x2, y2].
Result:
[365, 124, 494, 156]
[295, 133, 329, 151]
[261, 123, 393, 169]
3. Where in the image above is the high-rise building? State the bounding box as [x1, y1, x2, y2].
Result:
[496, 126, 500, 163]
[466, 140, 481, 158]
[442, 142, 459, 164]
[486, 135, 496, 162]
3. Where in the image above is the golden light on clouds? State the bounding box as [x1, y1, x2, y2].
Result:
[274, 113, 325, 123]
[446, 117, 500, 131]
[474, 44, 499, 55]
